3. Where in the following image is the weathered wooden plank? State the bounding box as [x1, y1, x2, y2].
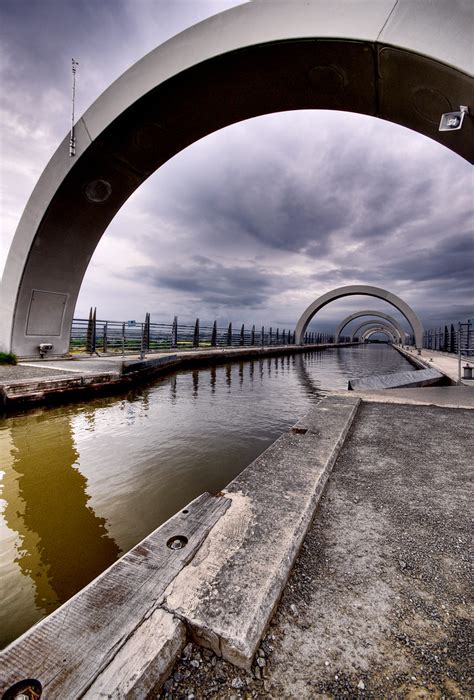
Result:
[0, 492, 229, 699]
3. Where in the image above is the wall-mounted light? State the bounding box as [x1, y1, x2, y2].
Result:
[439, 105, 470, 131]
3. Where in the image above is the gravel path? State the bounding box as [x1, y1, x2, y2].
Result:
[158, 402, 473, 699]
[0, 364, 75, 381]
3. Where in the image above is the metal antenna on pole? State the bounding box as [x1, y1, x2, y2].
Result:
[69, 58, 79, 157]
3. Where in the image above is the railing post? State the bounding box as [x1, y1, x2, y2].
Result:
[171, 316, 178, 348]
[86, 307, 97, 355]
[227, 322, 232, 346]
[282, 329, 286, 344]
[251, 325, 255, 345]
[142, 312, 150, 355]
[211, 320, 217, 347]
[269, 327, 273, 345]
[458, 322, 462, 382]
[103, 321, 108, 354]
[276, 328, 279, 345]
[122, 322, 126, 357]
[193, 318, 200, 348]
[240, 324, 245, 346]
[261, 326, 265, 346]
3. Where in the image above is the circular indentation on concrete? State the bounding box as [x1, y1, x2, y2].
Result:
[412, 87, 451, 124]
[85, 179, 112, 203]
[2, 679, 42, 699]
[167, 535, 188, 550]
[133, 123, 166, 151]
[308, 65, 345, 93]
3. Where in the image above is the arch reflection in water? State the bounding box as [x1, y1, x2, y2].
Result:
[1, 411, 120, 648]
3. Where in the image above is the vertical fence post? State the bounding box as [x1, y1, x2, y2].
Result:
[251, 325, 255, 345]
[283, 329, 286, 344]
[211, 320, 217, 347]
[122, 322, 126, 357]
[86, 307, 97, 355]
[193, 318, 200, 348]
[142, 312, 150, 355]
[171, 316, 178, 348]
[227, 322, 232, 346]
[261, 326, 265, 346]
[269, 327, 273, 345]
[276, 328, 279, 345]
[103, 321, 108, 353]
[240, 324, 245, 346]
[458, 322, 462, 382]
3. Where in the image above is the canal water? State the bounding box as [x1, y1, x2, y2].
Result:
[0, 344, 414, 648]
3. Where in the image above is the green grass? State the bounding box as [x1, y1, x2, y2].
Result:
[0, 352, 17, 365]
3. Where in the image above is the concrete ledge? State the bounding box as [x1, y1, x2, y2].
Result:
[348, 368, 444, 391]
[0, 395, 361, 693]
[163, 395, 360, 669]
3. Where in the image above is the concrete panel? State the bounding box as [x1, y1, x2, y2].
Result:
[348, 368, 443, 390]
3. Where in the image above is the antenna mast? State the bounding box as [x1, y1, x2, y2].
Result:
[69, 58, 79, 157]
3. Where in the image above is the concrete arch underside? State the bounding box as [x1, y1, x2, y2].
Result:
[335, 310, 407, 343]
[295, 285, 424, 348]
[1, 0, 471, 355]
[363, 328, 396, 342]
[351, 320, 401, 343]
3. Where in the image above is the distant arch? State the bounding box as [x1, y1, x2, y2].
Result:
[295, 285, 424, 348]
[335, 310, 407, 343]
[352, 320, 400, 343]
[362, 327, 397, 343]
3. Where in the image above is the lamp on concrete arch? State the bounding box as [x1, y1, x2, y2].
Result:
[439, 105, 470, 131]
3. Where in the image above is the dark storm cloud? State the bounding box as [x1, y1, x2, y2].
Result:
[1, 0, 472, 329]
[125, 256, 289, 308]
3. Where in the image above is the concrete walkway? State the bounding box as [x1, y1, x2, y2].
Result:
[400, 347, 474, 386]
[158, 399, 473, 699]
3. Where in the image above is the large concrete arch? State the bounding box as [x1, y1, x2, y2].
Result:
[295, 285, 424, 348]
[363, 328, 397, 342]
[335, 310, 408, 343]
[1, 1, 471, 356]
[352, 320, 401, 343]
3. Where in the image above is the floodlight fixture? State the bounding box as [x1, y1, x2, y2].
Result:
[439, 105, 470, 132]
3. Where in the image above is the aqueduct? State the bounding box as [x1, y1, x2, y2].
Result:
[1, 0, 472, 356]
[335, 310, 408, 344]
[295, 285, 425, 348]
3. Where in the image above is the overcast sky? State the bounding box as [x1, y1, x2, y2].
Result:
[1, 0, 472, 334]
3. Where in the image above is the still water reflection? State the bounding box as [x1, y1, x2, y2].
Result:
[0, 345, 413, 647]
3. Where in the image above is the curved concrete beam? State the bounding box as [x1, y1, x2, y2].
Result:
[362, 328, 396, 342]
[335, 309, 407, 342]
[1, 0, 470, 355]
[361, 326, 398, 342]
[295, 285, 424, 348]
[352, 320, 401, 342]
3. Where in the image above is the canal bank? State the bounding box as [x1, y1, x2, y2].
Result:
[1, 384, 472, 698]
[0, 343, 357, 411]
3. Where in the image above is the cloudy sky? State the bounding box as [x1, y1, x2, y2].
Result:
[1, 0, 472, 335]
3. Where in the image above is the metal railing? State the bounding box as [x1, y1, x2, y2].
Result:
[422, 320, 473, 356]
[71, 312, 302, 356]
